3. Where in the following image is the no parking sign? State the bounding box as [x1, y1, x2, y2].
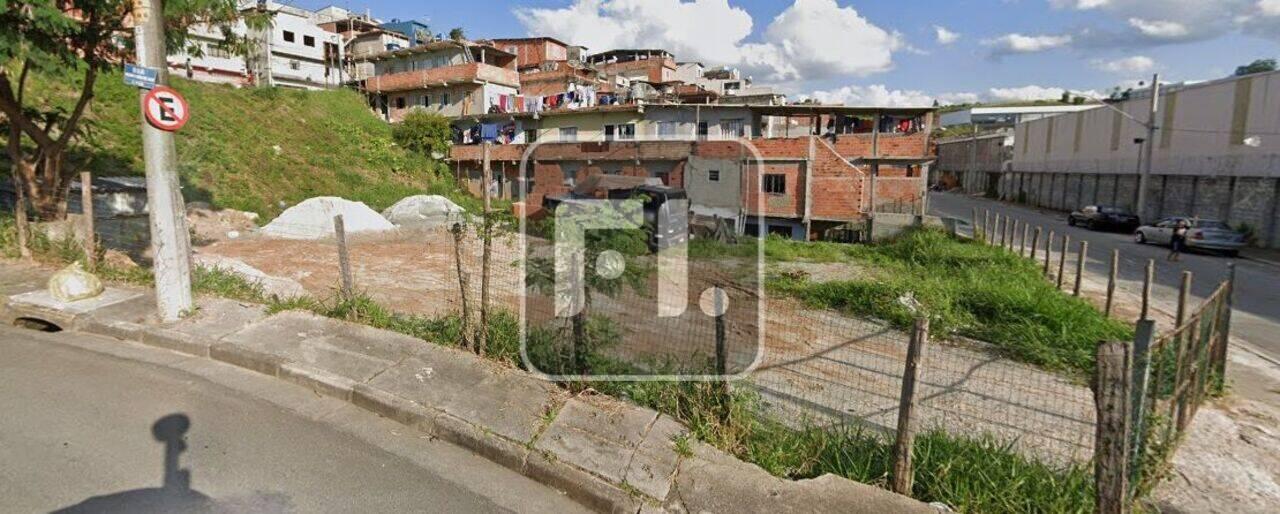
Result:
[142, 86, 190, 132]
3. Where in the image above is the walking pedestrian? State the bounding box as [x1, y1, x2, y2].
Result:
[1168, 219, 1189, 262]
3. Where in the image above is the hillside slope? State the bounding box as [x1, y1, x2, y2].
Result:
[22, 69, 471, 219]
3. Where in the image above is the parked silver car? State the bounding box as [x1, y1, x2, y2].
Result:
[1134, 217, 1246, 256]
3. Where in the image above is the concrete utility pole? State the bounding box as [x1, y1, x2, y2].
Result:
[135, 0, 194, 321]
[1135, 73, 1160, 221]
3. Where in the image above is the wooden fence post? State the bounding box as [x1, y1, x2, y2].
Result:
[1044, 230, 1055, 276]
[972, 207, 980, 242]
[1170, 271, 1193, 432]
[1106, 250, 1119, 318]
[984, 210, 991, 245]
[1031, 227, 1042, 261]
[1094, 340, 1133, 514]
[1074, 240, 1089, 296]
[1008, 219, 1017, 251]
[1058, 234, 1071, 289]
[334, 215, 353, 300]
[1021, 223, 1031, 257]
[993, 213, 1001, 247]
[1213, 263, 1236, 378]
[891, 317, 929, 496]
[13, 177, 32, 260]
[80, 171, 97, 269]
[714, 287, 729, 403]
[1141, 259, 1154, 320]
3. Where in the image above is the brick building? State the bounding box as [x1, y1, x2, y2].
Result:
[449, 105, 935, 241]
[362, 40, 519, 122]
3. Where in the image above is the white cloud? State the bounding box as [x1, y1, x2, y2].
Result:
[933, 25, 959, 45]
[1126, 18, 1190, 39]
[1092, 55, 1156, 73]
[1050, 0, 1111, 8]
[515, 0, 902, 84]
[1261, 0, 1280, 16]
[984, 33, 1073, 55]
[804, 86, 983, 107]
[986, 85, 1102, 102]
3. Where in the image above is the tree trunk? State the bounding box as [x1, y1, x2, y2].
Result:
[15, 154, 72, 222]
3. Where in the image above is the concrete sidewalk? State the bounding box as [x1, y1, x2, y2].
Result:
[0, 262, 933, 514]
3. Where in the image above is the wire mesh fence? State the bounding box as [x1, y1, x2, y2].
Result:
[1130, 278, 1231, 497]
[190, 196, 1233, 498]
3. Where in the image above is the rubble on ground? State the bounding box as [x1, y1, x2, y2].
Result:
[381, 195, 466, 228]
[260, 197, 394, 240]
[193, 253, 308, 298]
[186, 202, 260, 243]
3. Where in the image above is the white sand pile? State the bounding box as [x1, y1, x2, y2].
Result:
[261, 197, 394, 240]
[381, 195, 466, 228]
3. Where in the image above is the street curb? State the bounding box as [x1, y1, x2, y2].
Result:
[3, 291, 933, 514]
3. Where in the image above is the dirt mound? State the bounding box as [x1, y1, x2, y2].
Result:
[260, 197, 394, 240]
[381, 195, 466, 228]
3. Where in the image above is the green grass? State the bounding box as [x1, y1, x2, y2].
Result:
[0, 220, 1094, 512]
[10, 68, 479, 220]
[696, 228, 1132, 376]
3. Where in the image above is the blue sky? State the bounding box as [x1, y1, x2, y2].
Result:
[295, 0, 1279, 105]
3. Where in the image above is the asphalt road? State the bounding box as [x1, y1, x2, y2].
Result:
[928, 192, 1280, 383]
[0, 326, 590, 514]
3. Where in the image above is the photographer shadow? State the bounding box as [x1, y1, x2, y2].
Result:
[52, 414, 219, 514]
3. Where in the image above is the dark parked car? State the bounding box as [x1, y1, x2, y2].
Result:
[1135, 217, 1246, 257]
[1068, 205, 1141, 231]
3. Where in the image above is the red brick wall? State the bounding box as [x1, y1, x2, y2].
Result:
[743, 163, 803, 218]
[810, 139, 866, 220]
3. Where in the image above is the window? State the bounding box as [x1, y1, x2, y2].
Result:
[422, 95, 431, 107]
[696, 121, 709, 141]
[560, 127, 578, 142]
[720, 119, 744, 139]
[657, 121, 678, 138]
[562, 165, 577, 187]
[441, 93, 450, 106]
[763, 174, 786, 194]
[395, 96, 406, 109]
[524, 129, 538, 143]
[605, 123, 635, 141]
[283, 31, 295, 43]
[708, 170, 720, 182]
[304, 35, 316, 47]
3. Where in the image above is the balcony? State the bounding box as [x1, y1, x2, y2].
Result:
[365, 63, 519, 94]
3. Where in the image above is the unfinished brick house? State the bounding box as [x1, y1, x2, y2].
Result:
[449, 105, 935, 241]
[487, 37, 601, 98]
[362, 40, 519, 122]
[586, 49, 678, 84]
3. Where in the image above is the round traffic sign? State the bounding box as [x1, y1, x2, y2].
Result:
[142, 86, 190, 132]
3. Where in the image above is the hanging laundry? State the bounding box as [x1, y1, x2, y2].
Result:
[480, 123, 499, 142]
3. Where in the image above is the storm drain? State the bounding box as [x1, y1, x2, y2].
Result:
[13, 317, 63, 333]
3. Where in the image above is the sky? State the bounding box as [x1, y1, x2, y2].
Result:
[293, 0, 1280, 106]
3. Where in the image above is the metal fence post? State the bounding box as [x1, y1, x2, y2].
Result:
[334, 215, 353, 300]
[1094, 340, 1133, 514]
[1128, 320, 1156, 492]
[891, 317, 929, 496]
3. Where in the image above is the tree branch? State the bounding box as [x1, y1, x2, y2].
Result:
[0, 75, 55, 148]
